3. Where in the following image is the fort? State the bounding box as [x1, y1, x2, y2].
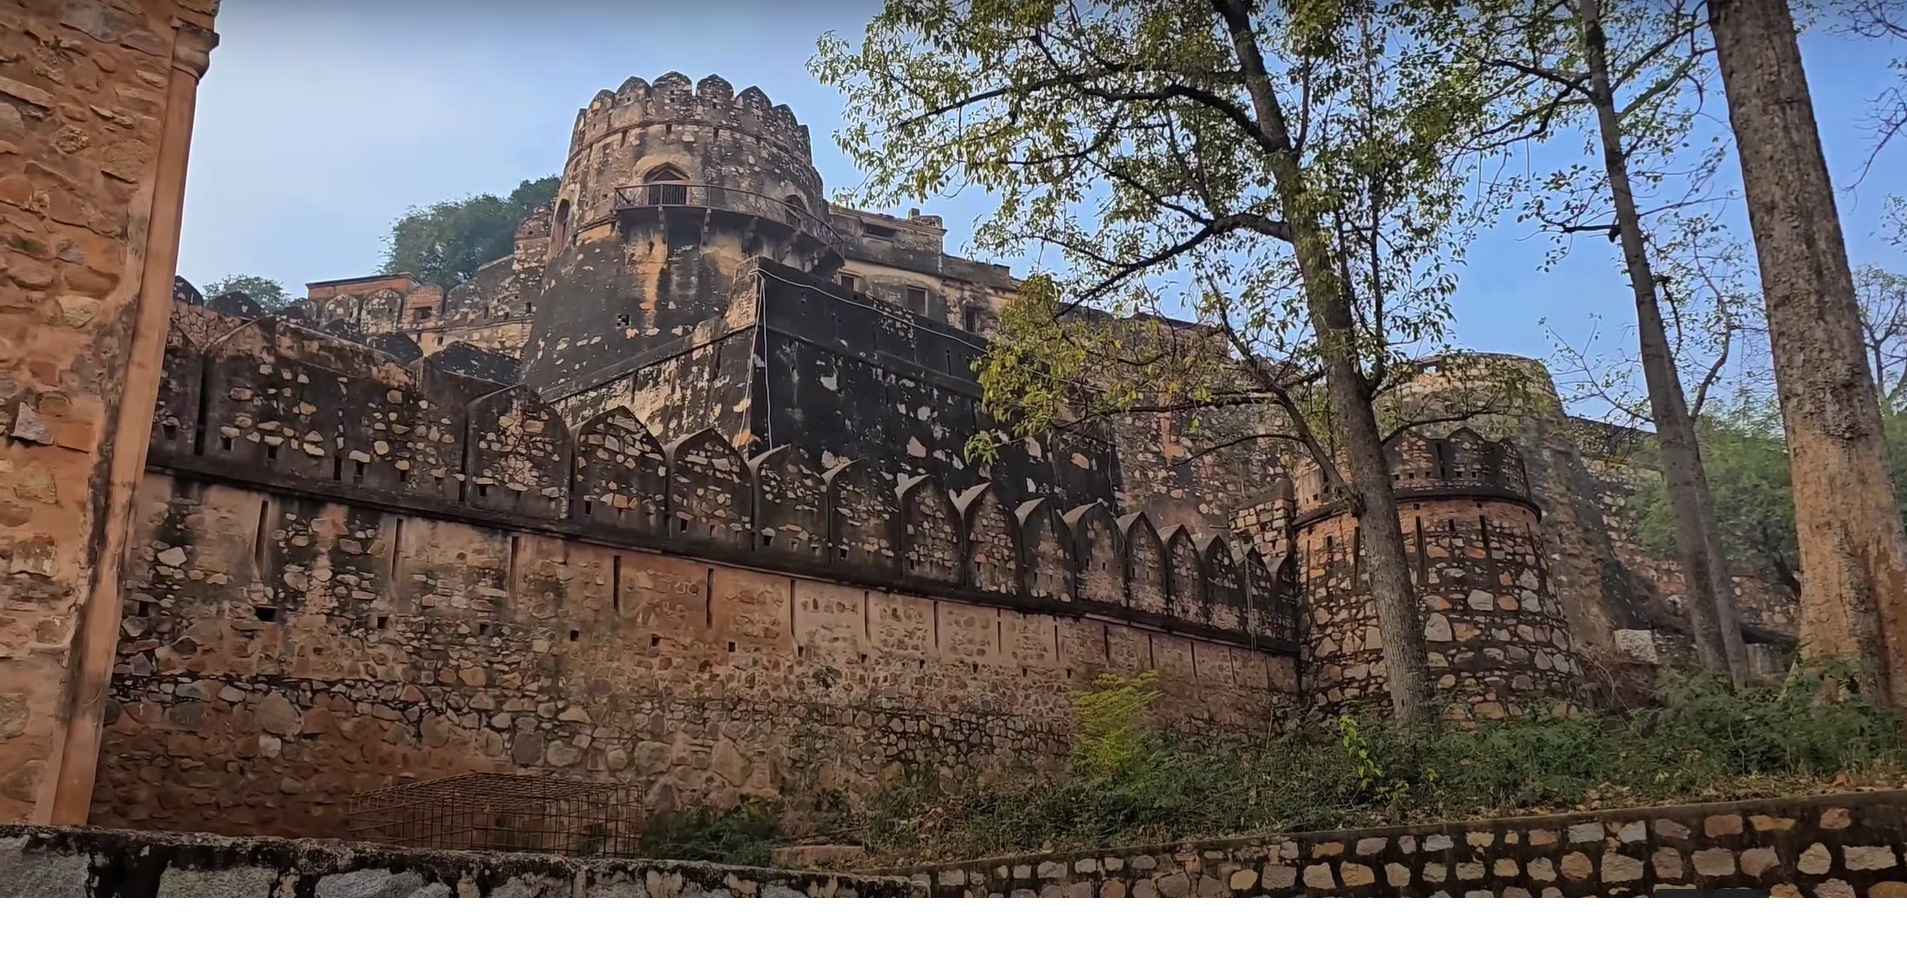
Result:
[0, 8, 1799, 846]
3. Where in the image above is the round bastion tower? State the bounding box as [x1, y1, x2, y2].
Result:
[518, 73, 843, 395]
[1292, 427, 1586, 723]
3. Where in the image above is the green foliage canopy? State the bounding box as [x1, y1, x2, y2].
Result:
[203, 274, 290, 312]
[1628, 392, 1907, 598]
[378, 176, 559, 289]
[811, 1, 1527, 470]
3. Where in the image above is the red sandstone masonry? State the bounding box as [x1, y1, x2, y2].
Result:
[889, 790, 1907, 898]
[0, 0, 218, 824]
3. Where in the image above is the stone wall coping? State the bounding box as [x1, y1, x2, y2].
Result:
[875, 787, 1907, 876]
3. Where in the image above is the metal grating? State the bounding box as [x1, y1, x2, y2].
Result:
[346, 773, 645, 858]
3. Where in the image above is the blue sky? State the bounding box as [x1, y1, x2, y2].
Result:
[178, 0, 1906, 407]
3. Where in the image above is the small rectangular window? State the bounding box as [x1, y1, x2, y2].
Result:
[412, 306, 433, 322]
[961, 305, 981, 332]
[905, 286, 929, 315]
[839, 273, 860, 293]
[864, 223, 897, 240]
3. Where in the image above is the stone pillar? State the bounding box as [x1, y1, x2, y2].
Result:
[0, 0, 218, 824]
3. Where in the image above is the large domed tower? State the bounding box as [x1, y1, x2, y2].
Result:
[519, 73, 843, 395]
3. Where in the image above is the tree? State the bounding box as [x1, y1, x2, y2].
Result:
[1631, 392, 1907, 604]
[1546, 214, 1773, 427]
[815, 0, 1524, 722]
[379, 176, 558, 289]
[1857, 265, 1907, 404]
[203, 274, 290, 312]
[1708, 0, 1907, 709]
[1841, 0, 1907, 172]
[1631, 394, 1798, 599]
[1464, 0, 1749, 686]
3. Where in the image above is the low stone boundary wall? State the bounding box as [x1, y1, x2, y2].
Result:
[0, 825, 917, 898]
[891, 790, 1907, 897]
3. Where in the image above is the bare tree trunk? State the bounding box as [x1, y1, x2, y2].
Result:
[1709, 0, 1907, 708]
[1325, 363, 1434, 721]
[1215, 0, 1431, 722]
[1575, 0, 1750, 687]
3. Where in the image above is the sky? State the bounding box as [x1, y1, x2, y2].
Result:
[176, 0, 1907, 413]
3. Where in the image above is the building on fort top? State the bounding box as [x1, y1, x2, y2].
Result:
[87, 73, 1797, 840]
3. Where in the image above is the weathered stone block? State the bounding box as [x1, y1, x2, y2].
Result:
[1843, 846, 1898, 871]
[158, 865, 280, 897]
[1690, 848, 1736, 878]
[1739, 847, 1779, 878]
[1652, 818, 1690, 840]
[0, 838, 90, 897]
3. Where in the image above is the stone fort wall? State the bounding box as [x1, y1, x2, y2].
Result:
[88, 290, 1302, 838]
[1286, 429, 1586, 721]
[1372, 354, 1799, 680]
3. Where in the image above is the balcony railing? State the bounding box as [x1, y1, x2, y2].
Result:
[611, 182, 846, 261]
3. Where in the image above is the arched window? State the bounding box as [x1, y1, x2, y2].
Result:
[782, 194, 805, 227]
[644, 165, 688, 206]
[552, 198, 571, 249]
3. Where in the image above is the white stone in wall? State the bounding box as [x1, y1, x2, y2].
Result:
[1612, 628, 1660, 663]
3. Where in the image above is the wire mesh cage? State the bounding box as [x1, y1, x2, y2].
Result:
[346, 773, 646, 858]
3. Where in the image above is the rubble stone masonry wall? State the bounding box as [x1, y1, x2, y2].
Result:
[896, 790, 1907, 898]
[0, 0, 218, 823]
[1290, 429, 1585, 721]
[1297, 499, 1581, 722]
[94, 473, 1295, 838]
[87, 298, 1300, 838]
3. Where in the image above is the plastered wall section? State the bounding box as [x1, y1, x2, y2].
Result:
[0, 823, 914, 897]
[0, 0, 216, 821]
[90, 473, 1297, 838]
[894, 790, 1907, 898]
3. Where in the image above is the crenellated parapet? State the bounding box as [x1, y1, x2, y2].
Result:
[571, 72, 811, 164]
[1292, 427, 1535, 526]
[152, 280, 1298, 654]
[553, 72, 829, 256]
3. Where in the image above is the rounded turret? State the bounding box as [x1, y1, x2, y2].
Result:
[1292, 427, 1584, 724]
[547, 72, 833, 263]
[522, 74, 843, 396]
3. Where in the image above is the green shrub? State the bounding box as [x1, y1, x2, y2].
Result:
[637, 801, 782, 867]
[855, 663, 1907, 863]
[1067, 671, 1165, 780]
